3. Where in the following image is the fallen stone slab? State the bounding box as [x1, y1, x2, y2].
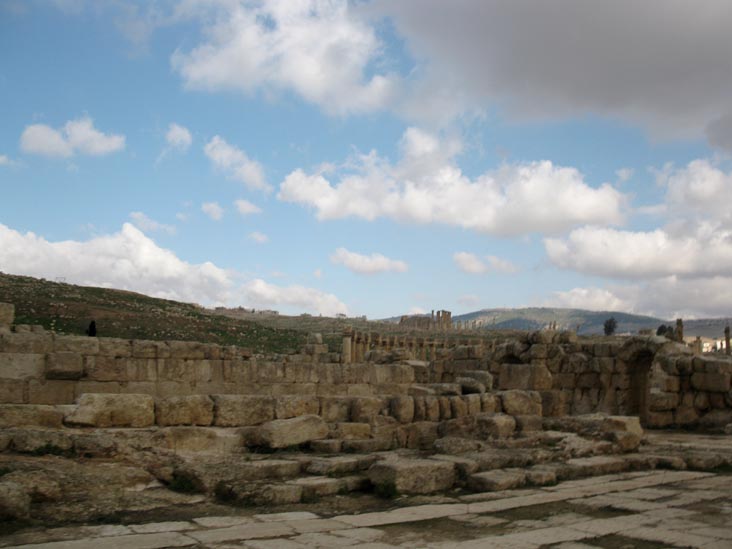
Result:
[258, 415, 329, 449]
[368, 458, 456, 495]
[64, 394, 155, 428]
[468, 468, 527, 492]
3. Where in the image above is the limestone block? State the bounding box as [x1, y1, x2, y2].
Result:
[332, 422, 371, 440]
[649, 389, 679, 411]
[65, 393, 155, 427]
[310, 439, 342, 453]
[499, 364, 552, 391]
[168, 341, 207, 359]
[131, 339, 159, 358]
[525, 467, 556, 486]
[514, 415, 542, 432]
[476, 413, 516, 439]
[258, 415, 329, 449]
[390, 396, 415, 423]
[0, 379, 25, 404]
[438, 396, 452, 420]
[125, 358, 158, 382]
[52, 336, 98, 356]
[691, 372, 731, 392]
[698, 409, 732, 429]
[498, 390, 543, 416]
[0, 481, 30, 520]
[85, 356, 129, 381]
[413, 396, 426, 420]
[98, 338, 132, 357]
[349, 397, 384, 422]
[2, 470, 61, 502]
[645, 410, 674, 428]
[464, 370, 494, 389]
[0, 303, 14, 326]
[424, 396, 441, 421]
[320, 397, 351, 422]
[212, 395, 274, 426]
[577, 372, 600, 389]
[456, 377, 485, 394]
[158, 358, 197, 383]
[469, 469, 526, 492]
[480, 393, 500, 414]
[10, 429, 73, 454]
[0, 404, 64, 428]
[0, 333, 52, 354]
[403, 421, 439, 450]
[27, 380, 75, 405]
[539, 390, 569, 417]
[368, 458, 456, 494]
[450, 395, 468, 418]
[427, 383, 462, 395]
[156, 395, 214, 426]
[529, 344, 548, 359]
[464, 394, 482, 415]
[45, 351, 83, 380]
[0, 353, 46, 379]
[433, 436, 482, 455]
[275, 396, 319, 419]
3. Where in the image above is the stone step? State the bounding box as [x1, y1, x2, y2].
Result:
[216, 473, 369, 505]
[305, 455, 378, 476]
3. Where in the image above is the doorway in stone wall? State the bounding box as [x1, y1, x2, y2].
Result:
[627, 351, 653, 426]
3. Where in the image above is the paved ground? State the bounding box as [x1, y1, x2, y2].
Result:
[2, 469, 730, 548]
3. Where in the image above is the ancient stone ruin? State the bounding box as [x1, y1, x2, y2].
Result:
[1, 300, 731, 545]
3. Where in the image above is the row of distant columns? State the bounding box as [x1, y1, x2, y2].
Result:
[341, 329, 485, 364]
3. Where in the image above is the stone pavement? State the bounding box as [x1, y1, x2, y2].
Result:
[1, 470, 731, 548]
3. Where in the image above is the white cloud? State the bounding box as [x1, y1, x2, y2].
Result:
[546, 287, 631, 313]
[249, 231, 269, 244]
[243, 278, 348, 316]
[201, 202, 224, 220]
[129, 212, 176, 235]
[0, 222, 348, 316]
[330, 247, 408, 275]
[171, 0, 398, 116]
[408, 306, 427, 315]
[279, 127, 624, 236]
[616, 168, 633, 183]
[547, 278, 732, 320]
[546, 159, 732, 280]
[453, 252, 518, 275]
[313, 268, 322, 279]
[383, 1, 732, 140]
[20, 116, 125, 158]
[204, 136, 269, 192]
[0, 154, 13, 166]
[234, 199, 262, 216]
[165, 123, 192, 151]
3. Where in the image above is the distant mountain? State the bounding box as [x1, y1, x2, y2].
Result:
[452, 307, 665, 335]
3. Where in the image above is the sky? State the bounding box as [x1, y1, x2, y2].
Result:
[2, 0, 732, 320]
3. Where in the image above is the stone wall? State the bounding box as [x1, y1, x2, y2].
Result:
[435, 331, 732, 429]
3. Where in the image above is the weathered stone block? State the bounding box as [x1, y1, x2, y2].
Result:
[212, 395, 274, 426]
[649, 389, 679, 411]
[368, 458, 456, 494]
[456, 377, 485, 394]
[350, 397, 384, 422]
[514, 415, 542, 432]
[480, 393, 500, 414]
[476, 413, 516, 439]
[0, 481, 31, 520]
[499, 364, 552, 391]
[645, 410, 674, 428]
[45, 351, 83, 380]
[464, 394, 482, 415]
[0, 379, 25, 404]
[53, 335, 99, 355]
[498, 390, 543, 416]
[274, 396, 319, 419]
[320, 397, 351, 422]
[85, 356, 128, 381]
[464, 370, 494, 389]
[424, 396, 441, 421]
[332, 422, 371, 440]
[0, 404, 64, 428]
[0, 353, 45, 379]
[469, 468, 526, 492]
[65, 393, 155, 427]
[97, 337, 132, 358]
[390, 396, 415, 423]
[27, 380, 75, 405]
[403, 421, 439, 449]
[156, 395, 214, 426]
[258, 415, 329, 449]
[0, 333, 52, 354]
[691, 372, 731, 392]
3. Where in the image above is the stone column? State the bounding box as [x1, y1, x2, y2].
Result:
[692, 336, 702, 356]
[676, 318, 684, 342]
[725, 326, 730, 355]
[342, 329, 353, 364]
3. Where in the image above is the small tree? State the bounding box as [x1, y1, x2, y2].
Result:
[656, 324, 669, 336]
[603, 317, 617, 336]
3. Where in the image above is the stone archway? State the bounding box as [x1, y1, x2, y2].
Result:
[626, 350, 653, 426]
